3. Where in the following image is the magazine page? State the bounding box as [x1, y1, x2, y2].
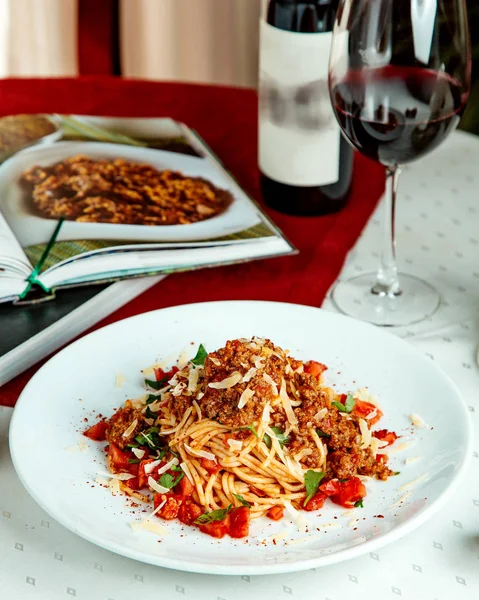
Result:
[0, 115, 293, 296]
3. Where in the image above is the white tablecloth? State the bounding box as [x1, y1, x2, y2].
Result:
[1, 131, 478, 599]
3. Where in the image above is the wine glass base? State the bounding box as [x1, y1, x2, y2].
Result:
[331, 273, 440, 327]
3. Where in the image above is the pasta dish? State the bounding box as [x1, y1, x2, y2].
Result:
[84, 338, 398, 539]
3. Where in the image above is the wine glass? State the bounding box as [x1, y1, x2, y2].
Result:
[328, 0, 471, 326]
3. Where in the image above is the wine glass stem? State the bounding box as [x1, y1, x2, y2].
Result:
[372, 165, 402, 297]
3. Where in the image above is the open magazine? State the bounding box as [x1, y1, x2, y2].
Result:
[0, 115, 295, 304]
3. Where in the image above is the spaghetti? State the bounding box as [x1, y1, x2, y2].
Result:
[84, 337, 398, 539]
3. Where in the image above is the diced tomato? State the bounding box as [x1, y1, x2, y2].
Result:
[83, 420, 108, 441]
[331, 477, 367, 508]
[319, 479, 341, 496]
[304, 491, 327, 511]
[250, 486, 266, 497]
[229, 507, 250, 538]
[176, 475, 195, 497]
[376, 454, 389, 464]
[200, 457, 221, 474]
[199, 514, 231, 539]
[154, 366, 179, 382]
[108, 443, 130, 470]
[123, 475, 140, 490]
[354, 399, 383, 426]
[267, 505, 284, 521]
[178, 500, 203, 525]
[154, 493, 184, 520]
[304, 360, 327, 379]
[138, 458, 157, 489]
[374, 429, 398, 446]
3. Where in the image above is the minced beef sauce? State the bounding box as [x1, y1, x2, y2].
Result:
[103, 338, 393, 482]
[160, 338, 393, 479]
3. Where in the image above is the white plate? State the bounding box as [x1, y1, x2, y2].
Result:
[9, 301, 472, 575]
[0, 142, 260, 247]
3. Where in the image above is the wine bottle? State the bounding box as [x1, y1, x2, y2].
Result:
[259, 0, 354, 215]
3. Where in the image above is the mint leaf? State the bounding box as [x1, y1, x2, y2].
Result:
[316, 428, 330, 438]
[332, 393, 356, 414]
[354, 499, 364, 508]
[194, 504, 232, 525]
[128, 458, 141, 464]
[146, 394, 158, 404]
[191, 344, 208, 366]
[145, 377, 168, 390]
[145, 406, 157, 420]
[159, 472, 184, 489]
[264, 426, 289, 449]
[303, 470, 325, 507]
[233, 493, 252, 508]
[135, 427, 161, 449]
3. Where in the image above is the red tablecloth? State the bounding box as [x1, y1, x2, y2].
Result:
[0, 77, 385, 406]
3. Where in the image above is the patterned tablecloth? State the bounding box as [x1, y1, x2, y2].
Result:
[1, 131, 478, 599]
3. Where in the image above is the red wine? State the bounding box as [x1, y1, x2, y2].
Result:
[331, 66, 468, 166]
[259, 0, 353, 216]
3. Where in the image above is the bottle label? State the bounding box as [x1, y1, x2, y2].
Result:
[259, 21, 340, 187]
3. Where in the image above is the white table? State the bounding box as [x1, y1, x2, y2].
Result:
[1, 131, 478, 599]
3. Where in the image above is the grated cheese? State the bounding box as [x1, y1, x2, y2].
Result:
[122, 418, 138, 438]
[115, 373, 126, 388]
[409, 413, 428, 428]
[261, 401, 271, 423]
[148, 476, 170, 494]
[171, 382, 186, 397]
[238, 387, 255, 409]
[179, 461, 194, 485]
[144, 459, 163, 474]
[282, 500, 309, 532]
[184, 443, 216, 462]
[144, 400, 161, 413]
[314, 408, 328, 421]
[145, 498, 166, 519]
[132, 447, 146, 459]
[177, 350, 190, 369]
[77, 437, 89, 453]
[365, 409, 378, 421]
[94, 476, 110, 486]
[279, 378, 298, 429]
[358, 418, 372, 448]
[253, 355, 266, 369]
[109, 478, 120, 494]
[187, 368, 200, 393]
[242, 367, 257, 383]
[262, 372, 278, 395]
[156, 457, 179, 475]
[209, 356, 221, 366]
[227, 438, 243, 452]
[355, 387, 381, 408]
[130, 519, 169, 536]
[388, 442, 413, 455]
[208, 371, 242, 389]
[97, 471, 136, 481]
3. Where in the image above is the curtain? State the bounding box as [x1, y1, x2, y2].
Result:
[0, 0, 262, 87]
[120, 0, 262, 88]
[0, 0, 78, 77]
